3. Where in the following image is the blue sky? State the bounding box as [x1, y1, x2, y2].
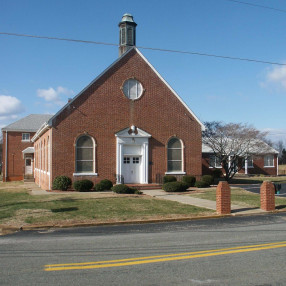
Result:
[1, 0, 286, 143]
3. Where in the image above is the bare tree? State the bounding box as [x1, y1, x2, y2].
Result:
[203, 122, 269, 182]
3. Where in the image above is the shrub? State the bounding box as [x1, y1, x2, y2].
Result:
[212, 169, 222, 178]
[52, 176, 72, 191]
[163, 181, 189, 192]
[201, 175, 214, 186]
[73, 179, 94, 192]
[94, 179, 113, 192]
[182, 175, 196, 187]
[111, 184, 140, 194]
[100, 179, 113, 190]
[163, 175, 177, 184]
[195, 180, 210, 188]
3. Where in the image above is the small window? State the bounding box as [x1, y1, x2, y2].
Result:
[167, 138, 182, 172]
[22, 133, 30, 141]
[124, 157, 130, 164]
[133, 157, 139, 164]
[264, 154, 274, 167]
[209, 155, 221, 168]
[123, 79, 143, 100]
[242, 156, 253, 168]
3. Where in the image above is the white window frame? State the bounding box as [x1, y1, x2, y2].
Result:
[242, 156, 254, 168]
[264, 154, 274, 167]
[123, 78, 143, 100]
[209, 155, 222, 169]
[166, 137, 185, 174]
[73, 135, 97, 176]
[22, 133, 30, 142]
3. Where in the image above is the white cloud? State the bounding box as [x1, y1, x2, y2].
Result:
[37, 86, 74, 106]
[263, 65, 286, 91]
[0, 95, 25, 120]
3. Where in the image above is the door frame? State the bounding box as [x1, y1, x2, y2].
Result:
[115, 127, 151, 184]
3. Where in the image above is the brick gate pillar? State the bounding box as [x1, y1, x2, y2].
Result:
[216, 181, 231, 215]
[260, 181, 275, 211]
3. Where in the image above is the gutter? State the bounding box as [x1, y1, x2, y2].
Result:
[31, 122, 50, 142]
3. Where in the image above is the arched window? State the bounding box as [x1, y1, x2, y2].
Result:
[76, 135, 94, 173]
[167, 137, 183, 172]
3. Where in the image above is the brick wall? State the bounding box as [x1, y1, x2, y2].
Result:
[2, 131, 35, 182]
[46, 49, 202, 188]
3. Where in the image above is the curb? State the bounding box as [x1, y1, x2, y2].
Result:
[2, 209, 284, 235]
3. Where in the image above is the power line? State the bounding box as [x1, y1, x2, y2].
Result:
[1, 31, 285, 66]
[225, 0, 286, 13]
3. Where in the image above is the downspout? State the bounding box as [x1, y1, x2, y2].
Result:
[277, 155, 279, 176]
[5, 131, 8, 181]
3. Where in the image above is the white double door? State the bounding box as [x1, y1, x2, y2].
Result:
[122, 156, 141, 184]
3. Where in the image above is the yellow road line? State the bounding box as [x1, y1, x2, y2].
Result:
[44, 241, 286, 271]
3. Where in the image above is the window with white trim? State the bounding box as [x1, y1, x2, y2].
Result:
[264, 154, 274, 167]
[76, 135, 94, 173]
[22, 133, 30, 141]
[242, 156, 253, 168]
[167, 138, 182, 172]
[209, 155, 222, 168]
[123, 78, 143, 100]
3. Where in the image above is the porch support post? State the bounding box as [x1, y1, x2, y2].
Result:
[142, 142, 149, 184]
[245, 157, 248, 175]
[116, 141, 123, 184]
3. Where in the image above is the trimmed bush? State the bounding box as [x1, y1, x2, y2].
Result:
[163, 181, 189, 192]
[212, 169, 222, 178]
[111, 184, 140, 194]
[182, 175, 196, 187]
[163, 175, 177, 184]
[73, 179, 94, 192]
[52, 176, 72, 191]
[195, 180, 209, 188]
[100, 179, 113, 190]
[94, 179, 113, 192]
[202, 175, 214, 186]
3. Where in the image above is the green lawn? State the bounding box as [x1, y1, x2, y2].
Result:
[0, 183, 214, 227]
[190, 188, 286, 209]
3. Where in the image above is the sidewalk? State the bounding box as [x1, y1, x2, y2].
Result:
[142, 189, 264, 215]
[26, 182, 265, 215]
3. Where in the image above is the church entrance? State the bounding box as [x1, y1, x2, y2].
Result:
[122, 156, 141, 183]
[115, 126, 151, 184]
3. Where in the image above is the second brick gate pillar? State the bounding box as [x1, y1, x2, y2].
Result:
[260, 181, 275, 211]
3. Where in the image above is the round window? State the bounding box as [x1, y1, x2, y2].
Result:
[123, 78, 143, 100]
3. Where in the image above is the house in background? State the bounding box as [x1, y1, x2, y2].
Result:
[202, 142, 279, 177]
[1, 114, 53, 181]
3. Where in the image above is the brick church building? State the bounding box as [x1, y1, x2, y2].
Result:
[2, 14, 204, 190]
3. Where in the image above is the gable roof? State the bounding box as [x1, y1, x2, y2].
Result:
[202, 140, 278, 155]
[46, 47, 205, 131]
[2, 114, 53, 132]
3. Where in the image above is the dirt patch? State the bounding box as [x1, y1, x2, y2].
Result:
[1, 209, 52, 228]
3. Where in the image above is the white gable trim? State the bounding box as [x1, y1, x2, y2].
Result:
[47, 48, 136, 127]
[134, 48, 205, 131]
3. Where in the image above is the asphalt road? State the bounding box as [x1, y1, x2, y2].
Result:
[236, 182, 286, 197]
[1, 214, 286, 285]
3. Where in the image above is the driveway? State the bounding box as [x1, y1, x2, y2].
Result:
[235, 183, 286, 197]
